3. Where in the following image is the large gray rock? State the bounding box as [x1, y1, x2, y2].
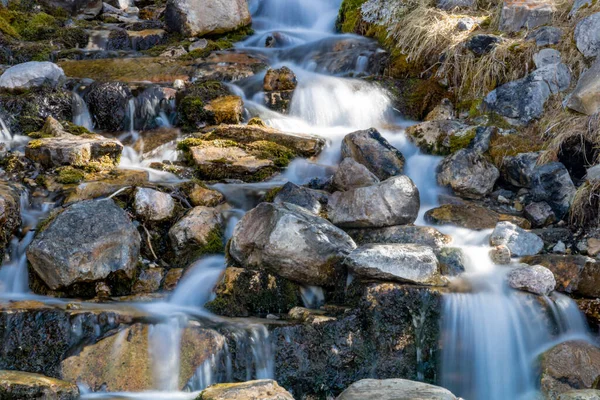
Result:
[332, 157, 380, 191]
[575, 13, 600, 58]
[534, 49, 562, 68]
[27, 199, 141, 293]
[530, 162, 576, 219]
[566, 58, 600, 115]
[341, 128, 405, 180]
[0, 370, 79, 400]
[0, 62, 65, 92]
[273, 182, 328, 215]
[38, 0, 102, 18]
[507, 264, 556, 295]
[229, 202, 356, 286]
[328, 176, 420, 228]
[345, 244, 442, 285]
[490, 221, 543, 256]
[336, 379, 457, 400]
[165, 0, 251, 37]
[134, 188, 175, 222]
[499, 0, 554, 32]
[346, 225, 451, 248]
[501, 151, 542, 187]
[437, 149, 499, 199]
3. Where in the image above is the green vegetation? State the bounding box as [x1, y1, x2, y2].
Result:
[56, 166, 85, 184]
[247, 140, 295, 167]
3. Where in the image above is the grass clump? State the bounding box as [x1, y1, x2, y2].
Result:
[488, 132, 547, 167]
[56, 166, 85, 184]
[570, 180, 600, 228]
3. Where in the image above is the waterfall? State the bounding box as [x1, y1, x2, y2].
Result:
[72, 92, 94, 131]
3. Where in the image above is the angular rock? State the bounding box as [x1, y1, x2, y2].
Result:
[336, 379, 457, 400]
[527, 26, 563, 47]
[567, 58, 600, 115]
[424, 98, 455, 121]
[490, 221, 543, 257]
[328, 176, 420, 228]
[164, 0, 251, 37]
[437, 149, 499, 199]
[39, 0, 102, 18]
[405, 120, 475, 155]
[27, 199, 141, 295]
[559, 390, 600, 400]
[424, 203, 530, 230]
[466, 34, 502, 56]
[0, 62, 65, 92]
[332, 157, 380, 191]
[524, 201, 556, 227]
[131, 268, 164, 294]
[189, 143, 275, 181]
[346, 225, 451, 248]
[264, 66, 297, 114]
[501, 151, 542, 187]
[0, 370, 79, 400]
[530, 162, 576, 219]
[438, 247, 467, 276]
[84, 81, 132, 132]
[168, 206, 223, 265]
[541, 341, 600, 399]
[341, 128, 405, 180]
[345, 244, 442, 285]
[229, 202, 356, 286]
[0, 184, 21, 262]
[204, 95, 243, 125]
[273, 182, 327, 215]
[490, 244, 512, 264]
[200, 380, 294, 400]
[61, 323, 225, 391]
[134, 187, 175, 221]
[507, 264, 556, 295]
[500, 0, 554, 32]
[575, 13, 600, 58]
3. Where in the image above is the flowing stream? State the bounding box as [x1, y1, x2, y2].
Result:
[0, 0, 595, 398]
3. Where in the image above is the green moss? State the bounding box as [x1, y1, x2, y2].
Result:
[56, 166, 85, 184]
[263, 186, 283, 202]
[0, 14, 19, 38]
[488, 133, 547, 167]
[247, 140, 295, 167]
[63, 121, 91, 136]
[27, 139, 43, 149]
[178, 97, 208, 132]
[177, 137, 238, 152]
[336, 0, 367, 33]
[57, 27, 88, 48]
[448, 128, 477, 153]
[247, 117, 266, 127]
[18, 12, 58, 41]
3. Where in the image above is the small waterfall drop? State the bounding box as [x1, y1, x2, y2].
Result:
[72, 92, 94, 131]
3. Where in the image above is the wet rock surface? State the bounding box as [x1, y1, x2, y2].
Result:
[165, 0, 251, 37]
[0, 370, 79, 400]
[506, 264, 556, 295]
[346, 225, 451, 248]
[199, 379, 295, 400]
[336, 378, 458, 400]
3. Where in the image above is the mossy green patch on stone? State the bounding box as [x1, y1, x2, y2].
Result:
[336, 0, 368, 33]
[448, 127, 477, 153]
[56, 166, 85, 184]
[247, 140, 295, 167]
[263, 186, 283, 202]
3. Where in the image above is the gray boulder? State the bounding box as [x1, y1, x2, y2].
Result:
[229, 202, 356, 286]
[165, 0, 251, 37]
[499, 0, 553, 32]
[344, 244, 442, 285]
[273, 182, 328, 215]
[566, 57, 600, 115]
[0, 62, 65, 92]
[507, 264, 556, 295]
[332, 157, 380, 191]
[336, 379, 457, 400]
[134, 188, 175, 222]
[534, 49, 562, 68]
[405, 120, 475, 156]
[575, 13, 600, 58]
[438, 247, 467, 276]
[346, 225, 451, 248]
[530, 162, 576, 219]
[527, 26, 563, 47]
[328, 176, 420, 228]
[27, 199, 141, 293]
[490, 221, 543, 257]
[437, 149, 499, 199]
[501, 151, 542, 187]
[341, 128, 405, 180]
[437, 0, 475, 9]
[466, 34, 501, 56]
[524, 201, 556, 227]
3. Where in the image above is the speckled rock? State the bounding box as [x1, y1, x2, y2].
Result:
[506, 264, 556, 295]
[200, 380, 294, 400]
[134, 187, 175, 221]
[336, 378, 457, 400]
[0, 370, 79, 400]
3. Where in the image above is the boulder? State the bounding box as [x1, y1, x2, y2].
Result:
[540, 341, 600, 399]
[506, 264, 556, 295]
[501, 151, 542, 187]
[527, 26, 563, 47]
[263, 66, 297, 114]
[273, 182, 327, 215]
[185, 183, 225, 207]
[466, 34, 502, 56]
[530, 162, 576, 219]
[84, 81, 132, 132]
[229, 202, 356, 286]
[534, 48, 562, 68]
[341, 128, 405, 180]
[134, 187, 175, 222]
[524, 201, 555, 227]
[131, 268, 164, 294]
[344, 244, 442, 285]
[559, 390, 600, 400]
[200, 380, 294, 400]
[437, 149, 499, 199]
[575, 13, 600, 58]
[203, 95, 244, 125]
[27, 199, 141, 296]
[336, 379, 457, 400]
[570, 0, 593, 17]
[0, 370, 79, 400]
[328, 176, 420, 228]
[332, 157, 380, 191]
[566, 58, 600, 115]
[38, 0, 102, 18]
[490, 244, 512, 264]
[0, 62, 65, 92]
[490, 221, 543, 257]
[164, 0, 251, 37]
[168, 206, 223, 266]
[60, 323, 225, 391]
[424, 203, 530, 230]
[405, 120, 475, 155]
[438, 247, 467, 276]
[499, 0, 554, 32]
[346, 225, 451, 248]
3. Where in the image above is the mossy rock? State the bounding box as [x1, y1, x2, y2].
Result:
[336, 0, 368, 34]
[176, 80, 231, 132]
[56, 167, 85, 184]
[0, 88, 72, 134]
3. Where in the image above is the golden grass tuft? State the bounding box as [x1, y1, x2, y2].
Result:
[570, 180, 600, 227]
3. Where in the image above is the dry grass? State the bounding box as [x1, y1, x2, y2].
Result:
[570, 180, 600, 227]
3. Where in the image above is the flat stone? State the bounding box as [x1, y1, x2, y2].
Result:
[424, 203, 530, 230]
[336, 378, 457, 400]
[346, 225, 451, 248]
[0, 370, 79, 399]
[190, 144, 274, 180]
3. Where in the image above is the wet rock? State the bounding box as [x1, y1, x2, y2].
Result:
[229, 202, 356, 286]
[206, 124, 325, 157]
[84, 81, 132, 132]
[501, 151, 542, 187]
[438, 247, 467, 276]
[0, 370, 79, 399]
[336, 378, 457, 400]
[273, 182, 327, 215]
[521, 255, 600, 298]
[575, 13, 600, 58]
[106, 28, 131, 51]
[185, 183, 225, 207]
[0, 62, 65, 92]
[466, 34, 501, 56]
[200, 380, 294, 400]
[499, 0, 554, 32]
[424, 203, 530, 230]
[328, 176, 420, 228]
[527, 26, 563, 47]
[160, 45, 188, 58]
[524, 201, 556, 227]
[168, 206, 223, 266]
[263, 66, 297, 114]
[345, 244, 442, 285]
[205, 267, 300, 317]
[346, 225, 451, 248]
[134, 188, 175, 222]
[204, 95, 244, 125]
[131, 268, 164, 294]
[27, 199, 141, 296]
[437, 149, 499, 199]
[39, 0, 103, 18]
[273, 283, 442, 398]
[164, 0, 251, 37]
[61, 323, 225, 391]
[25, 118, 122, 170]
[65, 169, 149, 204]
[490, 244, 512, 264]
[530, 162, 576, 219]
[128, 29, 166, 51]
[0, 184, 21, 263]
[333, 157, 380, 191]
[490, 221, 543, 257]
[341, 128, 405, 180]
[566, 58, 600, 115]
[507, 264, 556, 295]
[559, 390, 600, 400]
[163, 268, 184, 290]
[540, 341, 600, 399]
[405, 120, 475, 156]
[193, 51, 269, 82]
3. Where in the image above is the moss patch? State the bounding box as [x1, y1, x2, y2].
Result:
[177, 80, 230, 132]
[56, 166, 85, 184]
[488, 132, 547, 167]
[247, 140, 295, 167]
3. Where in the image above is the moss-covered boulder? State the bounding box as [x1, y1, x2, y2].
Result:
[177, 80, 231, 132]
[203, 95, 243, 125]
[198, 380, 294, 400]
[0, 370, 79, 399]
[424, 203, 530, 230]
[405, 120, 476, 155]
